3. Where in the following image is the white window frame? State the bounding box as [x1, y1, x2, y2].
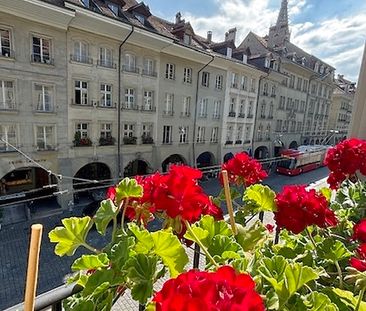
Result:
[183, 67, 192, 84]
[143, 58, 155, 75]
[74, 80, 88, 105]
[100, 123, 112, 139]
[32, 35, 52, 64]
[124, 53, 136, 71]
[143, 90, 153, 111]
[100, 83, 112, 107]
[179, 126, 188, 143]
[142, 123, 152, 137]
[73, 40, 88, 63]
[164, 93, 174, 114]
[0, 27, 12, 57]
[123, 123, 135, 137]
[99, 47, 113, 67]
[241, 75, 248, 91]
[215, 75, 223, 90]
[36, 125, 55, 150]
[0, 80, 15, 110]
[124, 88, 135, 109]
[165, 63, 175, 80]
[0, 124, 17, 151]
[213, 100, 221, 118]
[35, 83, 53, 112]
[76, 123, 89, 139]
[210, 127, 218, 143]
[162, 125, 172, 144]
[196, 126, 205, 143]
[199, 98, 208, 117]
[236, 125, 243, 141]
[201, 71, 210, 87]
[182, 96, 191, 116]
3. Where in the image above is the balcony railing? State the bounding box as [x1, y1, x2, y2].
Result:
[70, 54, 93, 64]
[0, 101, 17, 111]
[212, 114, 220, 119]
[198, 113, 207, 118]
[122, 103, 139, 110]
[97, 59, 116, 69]
[244, 139, 251, 144]
[142, 69, 157, 77]
[228, 111, 236, 117]
[247, 114, 254, 119]
[231, 83, 238, 89]
[141, 105, 156, 112]
[163, 110, 174, 116]
[71, 99, 92, 107]
[122, 65, 139, 74]
[31, 54, 54, 65]
[225, 140, 233, 145]
[235, 140, 242, 145]
[98, 102, 116, 108]
[181, 111, 190, 117]
[238, 113, 245, 118]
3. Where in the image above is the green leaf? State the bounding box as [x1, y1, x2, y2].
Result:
[184, 215, 231, 247]
[151, 230, 188, 277]
[110, 236, 135, 271]
[235, 221, 267, 252]
[124, 254, 157, 304]
[266, 289, 280, 310]
[63, 296, 94, 311]
[207, 235, 242, 257]
[324, 288, 366, 310]
[94, 199, 118, 235]
[128, 223, 154, 254]
[258, 255, 288, 290]
[319, 187, 332, 202]
[243, 184, 277, 213]
[303, 292, 339, 311]
[115, 177, 143, 202]
[83, 269, 114, 296]
[218, 187, 241, 201]
[49, 217, 93, 256]
[71, 253, 109, 271]
[284, 263, 319, 298]
[317, 238, 352, 263]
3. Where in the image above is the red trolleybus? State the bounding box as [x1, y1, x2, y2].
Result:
[277, 145, 330, 176]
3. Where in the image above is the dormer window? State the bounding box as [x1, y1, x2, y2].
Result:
[135, 14, 145, 24]
[292, 53, 296, 62]
[226, 47, 232, 58]
[264, 58, 270, 68]
[183, 34, 191, 45]
[314, 62, 319, 72]
[301, 57, 306, 66]
[319, 64, 324, 74]
[107, 2, 119, 16]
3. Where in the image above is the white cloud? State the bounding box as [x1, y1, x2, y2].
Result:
[181, 0, 365, 81]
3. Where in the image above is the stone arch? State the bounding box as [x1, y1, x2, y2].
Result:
[223, 152, 234, 163]
[161, 154, 187, 172]
[73, 162, 111, 190]
[196, 152, 216, 168]
[254, 146, 269, 160]
[289, 141, 298, 149]
[124, 159, 151, 177]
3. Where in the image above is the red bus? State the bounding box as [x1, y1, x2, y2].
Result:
[277, 145, 329, 176]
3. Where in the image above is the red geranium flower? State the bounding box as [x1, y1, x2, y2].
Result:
[152, 266, 265, 311]
[221, 152, 267, 187]
[350, 244, 366, 272]
[324, 138, 366, 189]
[352, 219, 366, 243]
[106, 186, 116, 202]
[274, 185, 338, 234]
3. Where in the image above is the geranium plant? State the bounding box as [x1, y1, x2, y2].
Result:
[49, 140, 366, 310]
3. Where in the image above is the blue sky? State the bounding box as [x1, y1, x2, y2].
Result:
[147, 0, 366, 82]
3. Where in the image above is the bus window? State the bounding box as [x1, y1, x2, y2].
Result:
[278, 159, 296, 169]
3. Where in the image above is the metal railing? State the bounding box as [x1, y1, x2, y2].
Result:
[31, 54, 54, 65]
[70, 54, 93, 64]
[122, 65, 140, 74]
[97, 59, 117, 69]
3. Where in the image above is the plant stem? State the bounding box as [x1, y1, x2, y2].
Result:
[82, 242, 100, 254]
[221, 170, 238, 235]
[356, 287, 365, 311]
[112, 216, 117, 243]
[305, 227, 317, 250]
[334, 260, 343, 289]
[184, 220, 218, 268]
[120, 198, 130, 235]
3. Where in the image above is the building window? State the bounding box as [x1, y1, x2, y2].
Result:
[142, 123, 152, 138]
[73, 41, 89, 63]
[143, 90, 154, 111]
[74, 81, 88, 105]
[260, 101, 266, 118]
[300, 100, 305, 112]
[165, 63, 175, 80]
[76, 123, 89, 139]
[257, 124, 263, 141]
[35, 84, 53, 112]
[183, 34, 192, 45]
[164, 93, 174, 115]
[32, 35, 52, 64]
[0, 28, 11, 57]
[36, 125, 55, 150]
[271, 85, 276, 97]
[183, 67, 192, 84]
[123, 124, 135, 137]
[199, 98, 208, 118]
[123, 53, 137, 73]
[210, 127, 218, 143]
[303, 80, 308, 92]
[162, 125, 172, 144]
[182, 96, 190, 117]
[213, 100, 221, 119]
[226, 125, 233, 143]
[124, 88, 135, 109]
[265, 124, 271, 140]
[0, 124, 17, 151]
[201, 71, 210, 87]
[231, 73, 238, 88]
[238, 100, 245, 117]
[143, 58, 155, 76]
[276, 120, 282, 132]
[100, 84, 112, 107]
[286, 98, 292, 110]
[99, 47, 113, 68]
[236, 125, 243, 142]
[241, 75, 248, 91]
[248, 101, 253, 117]
[289, 74, 295, 88]
[215, 75, 223, 90]
[179, 126, 188, 143]
[297, 122, 303, 133]
[245, 125, 251, 141]
[297, 77, 302, 91]
[268, 103, 273, 118]
[196, 126, 205, 143]
[263, 83, 268, 95]
[250, 78, 256, 92]
[0, 80, 15, 110]
[229, 97, 236, 115]
[100, 123, 112, 139]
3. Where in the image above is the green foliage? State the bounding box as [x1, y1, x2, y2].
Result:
[115, 177, 143, 202]
[235, 221, 267, 252]
[242, 184, 277, 213]
[71, 253, 109, 271]
[301, 292, 339, 311]
[317, 238, 352, 263]
[49, 217, 93, 256]
[94, 199, 118, 235]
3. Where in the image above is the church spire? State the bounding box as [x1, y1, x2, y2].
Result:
[267, 0, 290, 48]
[276, 0, 289, 27]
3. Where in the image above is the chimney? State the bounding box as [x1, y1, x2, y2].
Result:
[225, 27, 237, 42]
[207, 31, 212, 43]
[175, 12, 182, 24]
[242, 54, 248, 64]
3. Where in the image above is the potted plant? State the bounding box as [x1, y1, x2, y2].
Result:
[49, 138, 366, 310]
[141, 134, 154, 144]
[123, 136, 137, 145]
[99, 136, 115, 146]
[73, 132, 92, 147]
